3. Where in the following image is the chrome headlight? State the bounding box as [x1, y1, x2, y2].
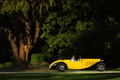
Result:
[100, 59, 104, 62]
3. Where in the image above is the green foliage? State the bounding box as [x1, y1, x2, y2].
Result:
[41, 0, 96, 58]
[0, 64, 4, 68]
[0, 0, 56, 67]
[42, 11, 77, 58]
[1, 0, 55, 17]
[41, 62, 49, 66]
[0, 0, 120, 69]
[30, 54, 44, 64]
[4, 62, 12, 67]
[40, 0, 120, 69]
[58, 49, 67, 59]
[0, 62, 12, 68]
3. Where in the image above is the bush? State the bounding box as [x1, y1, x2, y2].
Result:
[0, 64, 5, 68]
[41, 62, 49, 66]
[4, 62, 12, 67]
[30, 53, 44, 64]
[0, 62, 12, 68]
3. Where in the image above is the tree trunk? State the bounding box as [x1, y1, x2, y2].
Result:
[3, 14, 41, 68]
[10, 45, 31, 68]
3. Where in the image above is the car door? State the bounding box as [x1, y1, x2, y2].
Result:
[67, 59, 85, 69]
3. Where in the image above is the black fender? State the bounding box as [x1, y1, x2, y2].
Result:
[95, 62, 106, 68]
[51, 62, 68, 70]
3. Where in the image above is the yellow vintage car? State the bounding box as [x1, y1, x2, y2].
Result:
[49, 58, 105, 72]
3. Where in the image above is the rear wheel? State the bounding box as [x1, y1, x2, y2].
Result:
[96, 63, 106, 71]
[57, 64, 66, 72]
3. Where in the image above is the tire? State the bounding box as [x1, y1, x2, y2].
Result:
[57, 64, 66, 72]
[96, 63, 106, 71]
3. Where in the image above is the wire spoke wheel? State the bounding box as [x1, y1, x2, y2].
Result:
[96, 63, 105, 71]
[58, 64, 66, 72]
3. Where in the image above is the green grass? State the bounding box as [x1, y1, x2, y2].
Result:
[0, 73, 120, 80]
[112, 68, 120, 71]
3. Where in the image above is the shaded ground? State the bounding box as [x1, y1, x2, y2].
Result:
[0, 68, 120, 74]
[0, 67, 120, 80]
[0, 73, 120, 80]
[0, 65, 49, 72]
[1, 63, 120, 73]
[0, 66, 120, 74]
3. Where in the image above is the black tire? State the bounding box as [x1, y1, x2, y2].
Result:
[96, 63, 106, 71]
[57, 64, 66, 72]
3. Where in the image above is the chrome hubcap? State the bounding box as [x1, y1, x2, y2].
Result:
[99, 65, 104, 70]
[59, 65, 65, 70]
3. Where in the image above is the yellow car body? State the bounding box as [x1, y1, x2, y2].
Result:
[49, 58, 105, 72]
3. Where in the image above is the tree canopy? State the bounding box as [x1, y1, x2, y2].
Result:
[0, 0, 55, 68]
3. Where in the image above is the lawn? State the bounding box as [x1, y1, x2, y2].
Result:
[0, 63, 120, 80]
[0, 73, 120, 80]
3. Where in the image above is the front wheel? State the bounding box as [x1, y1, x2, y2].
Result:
[96, 63, 106, 71]
[57, 64, 66, 72]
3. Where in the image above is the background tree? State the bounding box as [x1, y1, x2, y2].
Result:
[0, 0, 120, 69]
[0, 0, 55, 68]
[41, 0, 120, 69]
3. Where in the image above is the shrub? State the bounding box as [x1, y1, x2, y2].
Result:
[0, 64, 4, 68]
[31, 53, 44, 64]
[0, 62, 12, 68]
[41, 62, 49, 66]
[4, 62, 12, 66]
[33, 63, 38, 65]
